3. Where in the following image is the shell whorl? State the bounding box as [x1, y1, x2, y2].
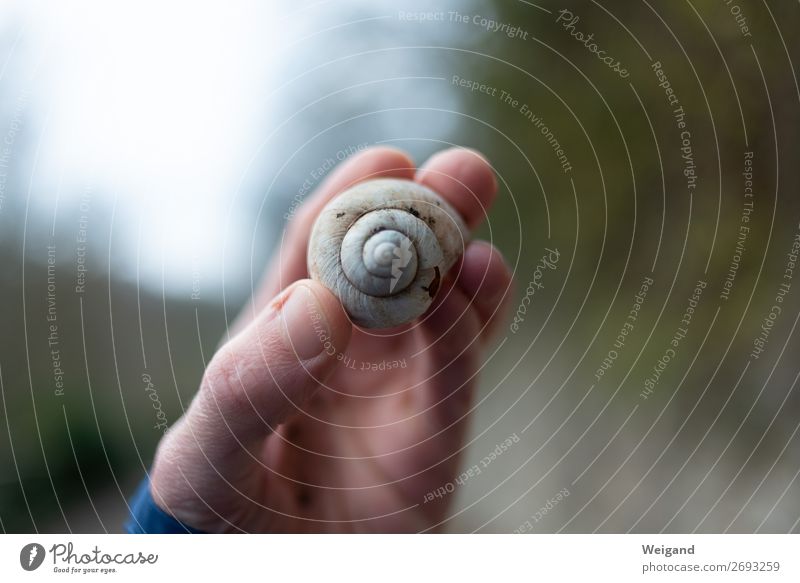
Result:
[307, 178, 469, 328]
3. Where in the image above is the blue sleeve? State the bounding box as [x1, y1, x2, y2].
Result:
[124, 476, 206, 534]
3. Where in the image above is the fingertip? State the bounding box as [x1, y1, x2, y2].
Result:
[416, 147, 498, 229]
[356, 145, 415, 173]
[458, 240, 513, 312]
[329, 145, 416, 189]
[450, 147, 498, 194]
[293, 146, 416, 229]
[296, 279, 353, 349]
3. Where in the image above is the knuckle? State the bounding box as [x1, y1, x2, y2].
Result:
[200, 347, 258, 417]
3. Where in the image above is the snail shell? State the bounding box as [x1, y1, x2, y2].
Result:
[307, 178, 469, 328]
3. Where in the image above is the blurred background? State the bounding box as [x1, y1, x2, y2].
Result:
[1, 0, 799, 533]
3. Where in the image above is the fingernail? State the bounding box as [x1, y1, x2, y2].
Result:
[280, 284, 329, 360]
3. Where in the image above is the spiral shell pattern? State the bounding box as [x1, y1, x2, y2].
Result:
[307, 178, 469, 328]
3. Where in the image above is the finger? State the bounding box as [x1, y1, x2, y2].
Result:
[414, 147, 498, 231]
[406, 242, 511, 435]
[415, 280, 481, 416]
[293, 146, 416, 232]
[150, 280, 352, 529]
[229, 147, 415, 337]
[204, 280, 351, 440]
[455, 240, 514, 344]
[387, 284, 480, 522]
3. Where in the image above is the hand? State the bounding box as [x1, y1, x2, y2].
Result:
[149, 146, 513, 532]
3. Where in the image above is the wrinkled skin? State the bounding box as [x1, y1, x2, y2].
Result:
[148, 147, 513, 532]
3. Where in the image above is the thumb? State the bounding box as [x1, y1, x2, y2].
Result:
[197, 280, 352, 444]
[150, 280, 351, 529]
